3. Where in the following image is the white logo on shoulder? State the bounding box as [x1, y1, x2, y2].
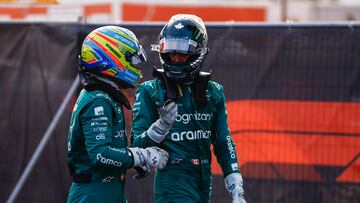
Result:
[231, 163, 239, 171]
[94, 106, 104, 116]
[175, 23, 184, 30]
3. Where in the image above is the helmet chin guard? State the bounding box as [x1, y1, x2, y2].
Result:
[160, 52, 208, 83]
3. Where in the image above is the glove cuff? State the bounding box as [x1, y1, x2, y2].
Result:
[128, 147, 145, 167]
[147, 119, 170, 143]
[225, 172, 244, 187]
[224, 172, 245, 200]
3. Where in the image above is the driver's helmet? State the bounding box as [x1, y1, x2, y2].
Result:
[153, 14, 208, 83]
[80, 26, 147, 88]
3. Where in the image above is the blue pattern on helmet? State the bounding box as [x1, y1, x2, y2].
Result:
[98, 29, 139, 50]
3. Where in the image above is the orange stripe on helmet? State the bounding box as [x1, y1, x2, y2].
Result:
[89, 34, 126, 69]
[96, 32, 123, 51]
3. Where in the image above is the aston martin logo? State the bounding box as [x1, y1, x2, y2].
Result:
[174, 23, 184, 30]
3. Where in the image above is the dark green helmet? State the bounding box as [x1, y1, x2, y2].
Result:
[154, 14, 208, 83]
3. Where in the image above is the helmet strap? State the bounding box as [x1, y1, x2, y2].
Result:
[192, 71, 211, 106]
[153, 66, 211, 106]
[153, 66, 183, 101]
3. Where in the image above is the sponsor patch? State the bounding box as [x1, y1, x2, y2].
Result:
[191, 159, 200, 165]
[96, 133, 106, 140]
[97, 153, 122, 167]
[176, 112, 213, 124]
[171, 130, 211, 141]
[231, 163, 239, 171]
[94, 106, 104, 116]
[102, 176, 115, 183]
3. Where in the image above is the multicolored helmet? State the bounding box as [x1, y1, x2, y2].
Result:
[80, 26, 147, 89]
[152, 14, 208, 83]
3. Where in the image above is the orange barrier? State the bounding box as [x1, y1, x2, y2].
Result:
[0, 7, 47, 19]
[122, 3, 266, 22]
[0, 2, 266, 22]
[84, 4, 111, 17]
[211, 100, 360, 183]
[35, 0, 57, 3]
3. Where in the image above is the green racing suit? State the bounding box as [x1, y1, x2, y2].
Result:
[131, 79, 240, 203]
[67, 89, 134, 203]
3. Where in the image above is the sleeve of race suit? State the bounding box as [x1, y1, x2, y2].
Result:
[210, 82, 241, 177]
[131, 83, 160, 148]
[80, 98, 134, 170]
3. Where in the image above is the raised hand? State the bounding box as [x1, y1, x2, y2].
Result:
[147, 101, 178, 143]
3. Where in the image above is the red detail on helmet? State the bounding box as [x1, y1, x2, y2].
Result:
[90, 33, 126, 69]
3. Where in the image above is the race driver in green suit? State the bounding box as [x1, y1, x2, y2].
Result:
[66, 26, 169, 203]
[131, 14, 246, 203]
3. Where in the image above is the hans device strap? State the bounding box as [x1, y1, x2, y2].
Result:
[193, 71, 211, 106]
[153, 67, 183, 101]
[153, 66, 211, 105]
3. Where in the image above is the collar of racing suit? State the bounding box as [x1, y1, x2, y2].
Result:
[79, 71, 131, 110]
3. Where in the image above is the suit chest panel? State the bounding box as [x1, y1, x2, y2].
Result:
[169, 90, 215, 143]
[111, 104, 127, 148]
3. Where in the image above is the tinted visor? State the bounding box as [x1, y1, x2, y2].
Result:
[160, 38, 198, 54]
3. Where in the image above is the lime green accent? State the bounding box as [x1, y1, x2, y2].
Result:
[106, 44, 122, 59]
[92, 34, 136, 69]
[127, 65, 141, 75]
[104, 69, 117, 76]
[93, 34, 136, 55]
[82, 45, 98, 63]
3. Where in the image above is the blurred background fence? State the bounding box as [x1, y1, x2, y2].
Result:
[0, 22, 360, 203]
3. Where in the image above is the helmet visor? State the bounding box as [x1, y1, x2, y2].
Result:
[160, 38, 198, 54]
[130, 45, 147, 67]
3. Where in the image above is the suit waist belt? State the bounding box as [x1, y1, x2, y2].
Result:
[72, 173, 125, 183]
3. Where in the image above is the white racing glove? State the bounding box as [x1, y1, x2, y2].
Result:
[224, 173, 246, 203]
[128, 146, 169, 170]
[147, 101, 178, 143]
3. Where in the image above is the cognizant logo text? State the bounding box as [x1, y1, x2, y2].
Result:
[171, 130, 211, 141]
[176, 112, 213, 124]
